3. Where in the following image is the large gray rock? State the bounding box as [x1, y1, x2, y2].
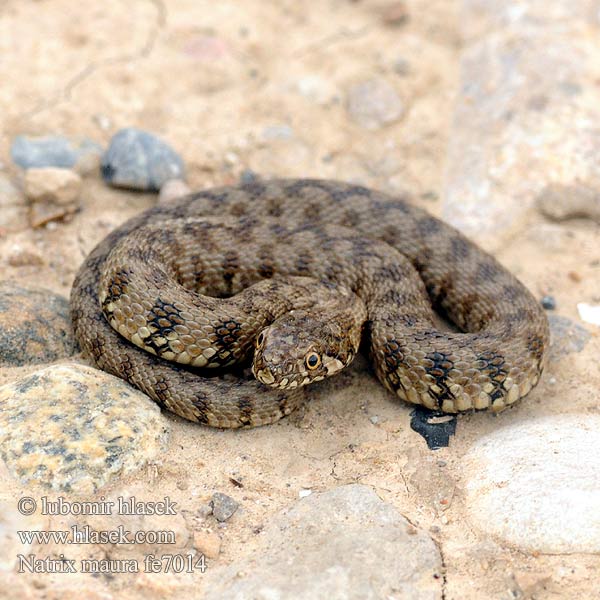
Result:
[0, 364, 169, 494]
[463, 415, 600, 553]
[204, 484, 442, 599]
[443, 0, 600, 245]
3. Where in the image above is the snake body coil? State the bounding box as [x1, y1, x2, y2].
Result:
[70, 179, 549, 428]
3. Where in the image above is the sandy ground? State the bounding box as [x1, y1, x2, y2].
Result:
[1, 1, 599, 599]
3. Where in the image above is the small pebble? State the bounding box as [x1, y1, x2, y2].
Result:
[541, 295, 556, 310]
[369, 415, 380, 424]
[101, 127, 186, 191]
[537, 183, 600, 223]
[158, 178, 192, 204]
[210, 492, 240, 522]
[295, 76, 334, 105]
[346, 78, 405, 130]
[298, 488, 312, 498]
[262, 124, 294, 141]
[577, 303, 600, 326]
[7, 247, 44, 267]
[193, 530, 222, 558]
[547, 314, 590, 362]
[24, 167, 82, 206]
[11, 135, 77, 169]
[381, 1, 409, 25]
[10, 135, 102, 174]
[239, 169, 259, 184]
[393, 57, 411, 76]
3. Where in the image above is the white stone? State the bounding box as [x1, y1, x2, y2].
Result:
[346, 78, 404, 130]
[463, 415, 600, 553]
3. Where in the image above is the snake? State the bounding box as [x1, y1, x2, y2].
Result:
[70, 178, 549, 428]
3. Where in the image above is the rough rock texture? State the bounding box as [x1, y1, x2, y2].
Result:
[547, 314, 591, 361]
[210, 492, 239, 522]
[204, 484, 442, 599]
[463, 415, 600, 553]
[0, 364, 169, 494]
[101, 128, 185, 191]
[24, 167, 82, 205]
[0, 283, 75, 366]
[443, 1, 600, 245]
[536, 182, 600, 223]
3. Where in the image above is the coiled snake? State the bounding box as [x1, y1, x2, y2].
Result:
[70, 179, 549, 428]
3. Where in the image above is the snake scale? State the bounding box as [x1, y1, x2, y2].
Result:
[70, 179, 549, 428]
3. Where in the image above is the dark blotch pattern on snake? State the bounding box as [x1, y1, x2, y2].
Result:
[70, 179, 549, 428]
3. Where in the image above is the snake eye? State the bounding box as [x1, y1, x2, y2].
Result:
[305, 352, 321, 370]
[256, 331, 265, 348]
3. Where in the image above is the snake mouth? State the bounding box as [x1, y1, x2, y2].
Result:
[253, 366, 275, 385]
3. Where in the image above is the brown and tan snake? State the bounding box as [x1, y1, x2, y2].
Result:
[70, 179, 549, 428]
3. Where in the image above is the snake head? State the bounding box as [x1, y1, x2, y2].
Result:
[251, 309, 360, 389]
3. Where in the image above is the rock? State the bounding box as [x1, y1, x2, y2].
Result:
[577, 302, 600, 326]
[0, 284, 75, 366]
[101, 128, 185, 191]
[261, 124, 295, 141]
[0, 174, 28, 232]
[24, 167, 82, 227]
[6, 246, 44, 267]
[11, 135, 77, 169]
[239, 169, 259, 184]
[0, 364, 169, 494]
[193, 529, 221, 558]
[536, 183, 600, 223]
[346, 78, 404, 130]
[463, 415, 600, 553]
[547, 314, 591, 362]
[295, 76, 335, 106]
[24, 167, 82, 205]
[541, 295, 556, 310]
[210, 492, 239, 522]
[10, 135, 103, 174]
[381, 1, 410, 26]
[204, 484, 441, 599]
[158, 179, 191, 204]
[442, 3, 600, 245]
